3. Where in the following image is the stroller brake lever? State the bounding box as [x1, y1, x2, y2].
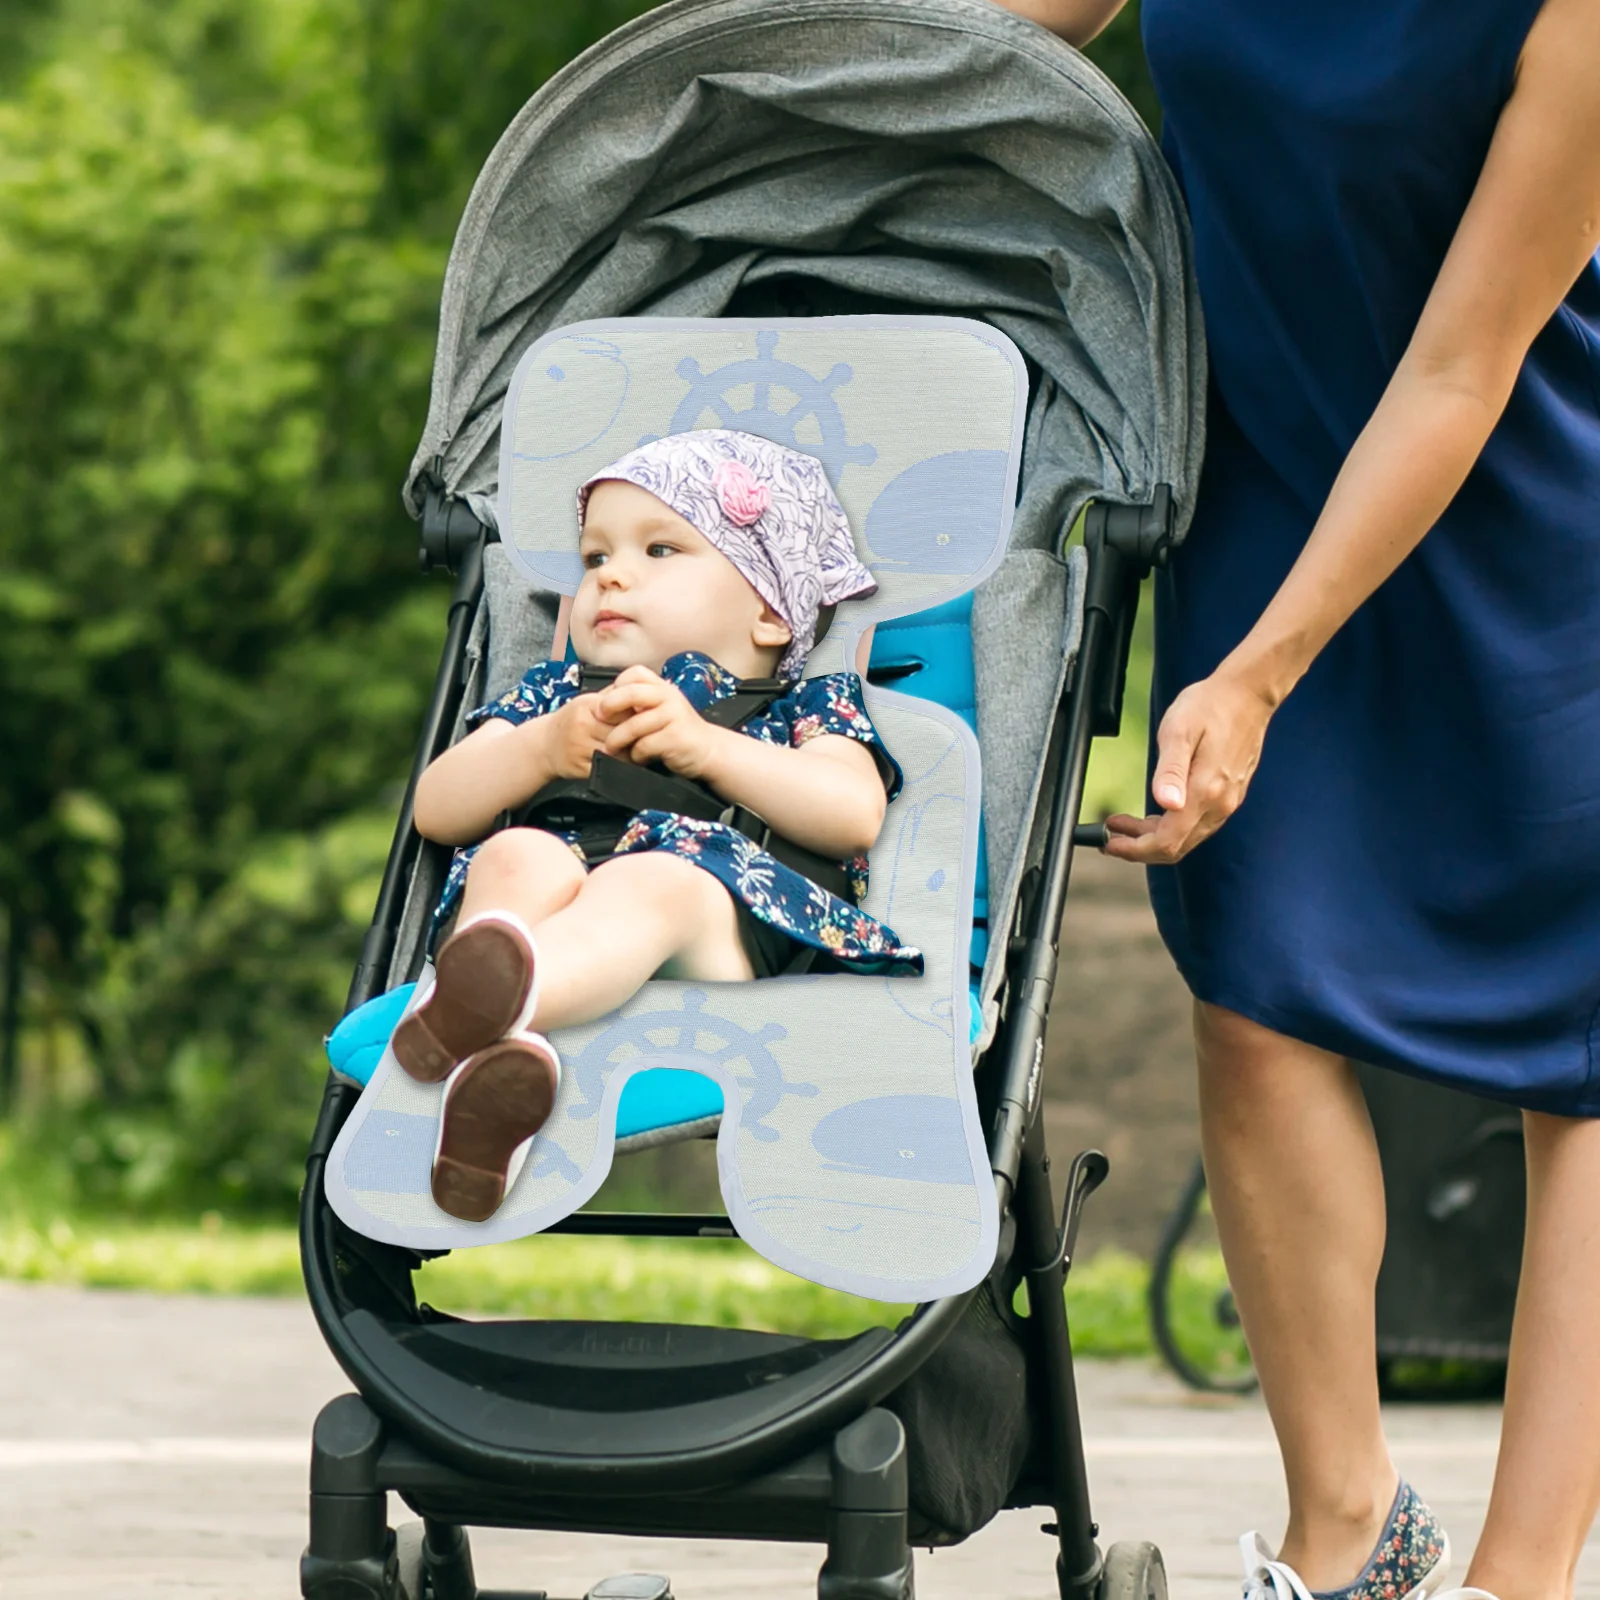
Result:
[1047, 1149, 1111, 1275]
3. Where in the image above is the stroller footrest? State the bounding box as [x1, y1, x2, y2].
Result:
[344, 1311, 896, 1488]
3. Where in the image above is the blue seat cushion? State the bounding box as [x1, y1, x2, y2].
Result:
[610, 1066, 725, 1136]
[326, 984, 416, 1089]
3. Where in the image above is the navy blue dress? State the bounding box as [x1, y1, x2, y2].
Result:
[1141, 0, 1600, 1111]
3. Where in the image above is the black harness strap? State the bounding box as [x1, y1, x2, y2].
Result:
[698, 680, 796, 730]
[497, 665, 859, 904]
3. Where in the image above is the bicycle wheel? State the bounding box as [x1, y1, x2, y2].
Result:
[1147, 1156, 1257, 1394]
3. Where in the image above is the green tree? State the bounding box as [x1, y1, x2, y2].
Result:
[1085, 2, 1158, 133]
[0, 0, 683, 1211]
[0, 15, 439, 1204]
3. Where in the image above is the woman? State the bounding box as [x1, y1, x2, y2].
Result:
[993, 1, 1600, 1597]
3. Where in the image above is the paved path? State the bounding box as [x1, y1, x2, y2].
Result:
[0, 1282, 1592, 1600]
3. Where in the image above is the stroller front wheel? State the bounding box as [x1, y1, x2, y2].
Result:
[1097, 1541, 1168, 1600]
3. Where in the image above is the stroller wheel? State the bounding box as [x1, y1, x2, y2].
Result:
[1097, 1541, 1167, 1600]
[390, 1518, 476, 1600]
[393, 1521, 427, 1600]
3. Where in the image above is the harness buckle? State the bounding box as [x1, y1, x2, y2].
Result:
[721, 804, 774, 850]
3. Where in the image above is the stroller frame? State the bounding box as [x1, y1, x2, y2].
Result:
[299, 482, 1170, 1600]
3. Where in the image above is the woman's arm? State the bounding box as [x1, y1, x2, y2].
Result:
[412, 697, 614, 846]
[986, 0, 1129, 48]
[1109, 0, 1600, 866]
[597, 669, 888, 858]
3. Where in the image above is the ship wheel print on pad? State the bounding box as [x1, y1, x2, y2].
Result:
[567, 990, 820, 1143]
[652, 331, 879, 484]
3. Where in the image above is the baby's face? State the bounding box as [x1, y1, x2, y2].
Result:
[571, 480, 792, 677]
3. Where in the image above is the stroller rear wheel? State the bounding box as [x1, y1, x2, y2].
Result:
[389, 1519, 477, 1600]
[1097, 1541, 1167, 1600]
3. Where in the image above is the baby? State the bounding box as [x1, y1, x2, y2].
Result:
[404, 429, 922, 1222]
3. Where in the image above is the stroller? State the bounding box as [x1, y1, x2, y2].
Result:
[299, 1, 1203, 1597]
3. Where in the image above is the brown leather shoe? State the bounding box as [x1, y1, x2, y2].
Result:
[430, 1032, 560, 1223]
[392, 913, 538, 1084]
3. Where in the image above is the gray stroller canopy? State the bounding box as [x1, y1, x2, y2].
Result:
[405, 0, 1205, 544]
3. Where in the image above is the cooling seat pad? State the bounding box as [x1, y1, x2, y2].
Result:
[326, 317, 1021, 1301]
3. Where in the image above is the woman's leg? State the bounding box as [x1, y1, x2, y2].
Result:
[457, 827, 588, 928]
[527, 852, 753, 1032]
[1465, 1110, 1600, 1600]
[1196, 1001, 1399, 1588]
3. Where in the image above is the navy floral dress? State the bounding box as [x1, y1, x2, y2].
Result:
[432, 652, 924, 977]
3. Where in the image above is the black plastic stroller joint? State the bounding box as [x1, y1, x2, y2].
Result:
[1081, 486, 1174, 741]
[419, 463, 494, 577]
[1085, 485, 1175, 571]
[818, 1410, 915, 1600]
[301, 1394, 398, 1600]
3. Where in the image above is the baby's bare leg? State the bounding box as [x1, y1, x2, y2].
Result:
[529, 852, 754, 1032]
[457, 828, 587, 929]
[396, 830, 587, 1083]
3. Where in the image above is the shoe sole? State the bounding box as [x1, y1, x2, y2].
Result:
[393, 919, 535, 1084]
[431, 1038, 559, 1223]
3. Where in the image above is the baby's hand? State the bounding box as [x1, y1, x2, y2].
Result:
[599, 666, 718, 779]
[546, 693, 617, 779]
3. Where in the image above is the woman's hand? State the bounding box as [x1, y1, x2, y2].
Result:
[598, 666, 720, 779]
[1103, 671, 1277, 864]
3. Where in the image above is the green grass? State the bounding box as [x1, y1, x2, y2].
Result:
[1150, 1240, 1257, 1389]
[5, 1213, 1506, 1398]
[0, 1213, 306, 1297]
[0, 1209, 1168, 1357]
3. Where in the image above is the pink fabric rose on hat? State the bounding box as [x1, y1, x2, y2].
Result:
[713, 459, 772, 527]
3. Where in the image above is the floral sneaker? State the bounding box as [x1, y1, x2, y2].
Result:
[1242, 1482, 1451, 1600]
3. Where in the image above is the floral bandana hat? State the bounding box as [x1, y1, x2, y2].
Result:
[576, 429, 877, 677]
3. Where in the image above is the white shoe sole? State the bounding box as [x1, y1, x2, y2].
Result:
[429, 1031, 561, 1222]
[393, 912, 540, 1083]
